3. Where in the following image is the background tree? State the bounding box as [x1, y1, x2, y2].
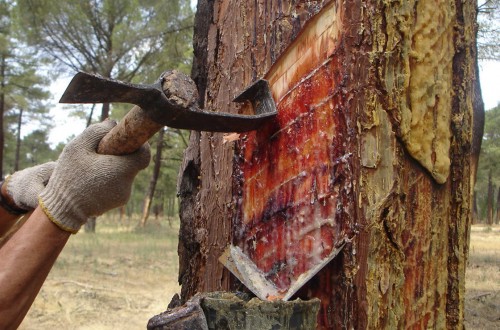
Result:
[17, 0, 194, 120]
[16, 0, 194, 231]
[0, 0, 52, 178]
[477, 0, 500, 61]
[475, 104, 500, 223]
[136, 128, 188, 227]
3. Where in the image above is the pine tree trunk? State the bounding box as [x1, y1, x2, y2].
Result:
[14, 108, 23, 172]
[101, 103, 110, 121]
[0, 55, 6, 178]
[472, 191, 479, 224]
[496, 187, 500, 225]
[487, 169, 494, 225]
[177, 1, 481, 328]
[139, 128, 165, 227]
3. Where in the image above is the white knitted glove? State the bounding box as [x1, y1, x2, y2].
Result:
[4, 162, 56, 211]
[39, 121, 151, 233]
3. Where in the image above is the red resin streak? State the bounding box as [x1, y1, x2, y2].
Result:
[234, 56, 348, 292]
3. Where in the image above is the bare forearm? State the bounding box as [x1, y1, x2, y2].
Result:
[0, 206, 70, 329]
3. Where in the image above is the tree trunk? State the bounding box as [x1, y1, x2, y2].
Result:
[87, 104, 96, 128]
[177, 1, 481, 329]
[487, 169, 494, 225]
[101, 103, 110, 121]
[139, 128, 165, 227]
[14, 108, 23, 172]
[0, 54, 6, 179]
[472, 191, 479, 224]
[496, 187, 500, 225]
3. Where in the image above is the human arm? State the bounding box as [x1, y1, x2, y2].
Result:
[0, 206, 70, 329]
[0, 121, 150, 328]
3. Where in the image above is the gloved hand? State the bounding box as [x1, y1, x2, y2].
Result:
[39, 120, 151, 233]
[4, 162, 56, 212]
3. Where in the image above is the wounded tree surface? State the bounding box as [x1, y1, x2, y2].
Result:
[177, 0, 483, 329]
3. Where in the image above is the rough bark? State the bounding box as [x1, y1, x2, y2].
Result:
[177, 0, 480, 328]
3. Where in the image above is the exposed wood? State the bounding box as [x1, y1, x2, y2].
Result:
[178, 0, 480, 329]
[229, 1, 349, 301]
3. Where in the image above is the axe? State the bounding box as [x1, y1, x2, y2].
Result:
[59, 70, 277, 155]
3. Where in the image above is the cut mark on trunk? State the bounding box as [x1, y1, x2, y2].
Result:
[227, 1, 349, 299]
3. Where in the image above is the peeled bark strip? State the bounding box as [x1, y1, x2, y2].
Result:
[177, 0, 481, 329]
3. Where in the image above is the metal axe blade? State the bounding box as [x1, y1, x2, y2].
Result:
[59, 71, 277, 155]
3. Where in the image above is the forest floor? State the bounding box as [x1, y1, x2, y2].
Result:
[19, 215, 181, 330]
[17, 219, 500, 329]
[464, 224, 500, 329]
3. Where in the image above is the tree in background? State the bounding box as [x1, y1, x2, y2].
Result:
[0, 0, 52, 178]
[474, 1, 500, 224]
[477, 0, 500, 61]
[136, 128, 189, 228]
[17, 0, 193, 120]
[475, 104, 500, 224]
[15, 0, 194, 231]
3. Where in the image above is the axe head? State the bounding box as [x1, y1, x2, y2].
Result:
[59, 72, 163, 106]
[59, 71, 277, 133]
[233, 79, 277, 116]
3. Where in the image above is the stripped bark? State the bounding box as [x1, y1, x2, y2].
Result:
[177, 0, 481, 328]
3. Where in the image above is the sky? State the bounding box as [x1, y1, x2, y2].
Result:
[45, 60, 500, 146]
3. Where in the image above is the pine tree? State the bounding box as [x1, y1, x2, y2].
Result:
[0, 0, 52, 177]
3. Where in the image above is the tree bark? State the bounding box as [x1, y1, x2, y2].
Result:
[178, 0, 481, 328]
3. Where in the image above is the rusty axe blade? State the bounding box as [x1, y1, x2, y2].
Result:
[59, 71, 277, 156]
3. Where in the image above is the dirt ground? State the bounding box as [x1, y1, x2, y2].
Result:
[17, 220, 500, 329]
[19, 216, 180, 330]
[464, 225, 500, 329]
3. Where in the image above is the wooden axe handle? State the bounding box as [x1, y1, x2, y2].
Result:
[96, 70, 199, 155]
[97, 105, 163, 155]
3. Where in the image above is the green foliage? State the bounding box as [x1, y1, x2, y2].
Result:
[16, 0, 194, 80]
[2, 0, 194, 220]
[476, 104, 500, 220]
[477, 0, 500, 61]
[0, 0, 53, 176]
